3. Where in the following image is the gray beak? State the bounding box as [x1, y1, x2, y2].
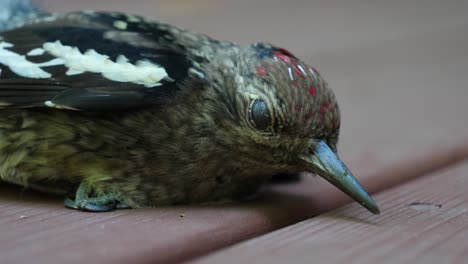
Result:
[303, 140, 380, 214]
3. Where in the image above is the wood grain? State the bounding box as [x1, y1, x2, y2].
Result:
[1, 144, 467, 264]
[193, 162, 468, 264]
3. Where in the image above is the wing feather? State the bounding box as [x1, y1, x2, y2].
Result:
[0, 11, 194, 111]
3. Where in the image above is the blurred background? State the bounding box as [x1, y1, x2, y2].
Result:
[36, 0, 468, 169]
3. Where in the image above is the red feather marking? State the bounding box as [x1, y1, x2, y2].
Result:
[293, 66, 304, 78]
[276, 48, 296, 58]
[308, 85, 316, 97]
[319, 101, 328, 120]
[273, 51, 305, 79]
[319, 105, 327, 114]
[256, 66, 268, 76]
[273, 51, 293, 64]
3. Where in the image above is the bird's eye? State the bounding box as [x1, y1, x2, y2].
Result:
[249, 99, 272, 131]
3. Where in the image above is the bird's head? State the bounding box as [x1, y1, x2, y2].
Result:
[200, 42, 379, 214]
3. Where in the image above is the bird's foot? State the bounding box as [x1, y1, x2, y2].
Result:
[64, 182, 130, 212]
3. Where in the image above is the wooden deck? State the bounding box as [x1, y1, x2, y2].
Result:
[193, 160, 468, 264]
[2, 1, 468, 263]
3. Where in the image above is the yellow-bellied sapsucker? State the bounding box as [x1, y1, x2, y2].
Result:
[0, 5, 379, 213]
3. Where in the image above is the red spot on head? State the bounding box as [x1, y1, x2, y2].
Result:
[293, 66, 304, 78]
[276, 48, 296, 58]
[273, 51, 306, 79]
[318, 100, 334, 120]
[256, 66, 268, 76]
[321, 100, 331, 112]
[273, 51, 293, 64]
[308, 85, 316, 97]
[319, 105, 326, 114]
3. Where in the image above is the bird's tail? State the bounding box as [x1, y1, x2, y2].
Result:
[0, 0, 42, 32]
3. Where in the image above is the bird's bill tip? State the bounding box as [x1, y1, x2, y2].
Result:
[304, 140, 380, 215]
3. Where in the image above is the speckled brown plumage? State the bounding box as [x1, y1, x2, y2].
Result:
[0, 9, 379, 213]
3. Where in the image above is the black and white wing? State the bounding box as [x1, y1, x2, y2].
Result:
[0, 12, 198, 111]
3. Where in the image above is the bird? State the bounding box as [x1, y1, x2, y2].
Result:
[0, 9, 380, 214]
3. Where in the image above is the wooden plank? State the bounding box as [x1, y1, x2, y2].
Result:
[1, 144, 467, 264]
[193, 162, 468, 264]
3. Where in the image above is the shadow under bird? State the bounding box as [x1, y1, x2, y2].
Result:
[0, 10, 379, 214]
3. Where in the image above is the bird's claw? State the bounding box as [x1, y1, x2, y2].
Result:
[64, 183, 130, 212]
[64, 195, 124, 212]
